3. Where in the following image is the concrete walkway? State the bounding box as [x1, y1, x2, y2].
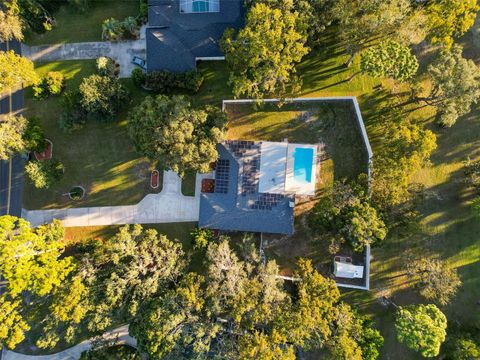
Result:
[22, 171, 211, 227]
[21, 27, 147, 78]
[2, 325, 136, 360]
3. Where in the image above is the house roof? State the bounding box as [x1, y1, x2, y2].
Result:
[199, 142, 295, 235]
[146, 0, 244, 72]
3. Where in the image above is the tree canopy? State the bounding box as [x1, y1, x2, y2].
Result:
[360, 40, 419, 82]
[332, 0, 415, 65]
[0, 50, 38, 94]
[221, 0, 309, 99]
[407, 257, 462, 305]
[0, 216, 73, 349]
[130, 236, 382, 360]
[309, 181, 387, 252]
[0, 114, 27, 160]
[0, 0, 23, 42]
[128, 95, 226, 176]
[426, 0, 479, 49]
[372, 112, 437, 210]
[421, 45, 480, 127]
[0, 216, 74, 297]
[395, 304, 447, 357]
[78, 74, 128, 120]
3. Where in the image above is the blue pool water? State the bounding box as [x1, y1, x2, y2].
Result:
[293, 147, 314, 183]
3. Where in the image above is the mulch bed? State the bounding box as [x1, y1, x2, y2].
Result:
[34, 139, 53, 162]
[201, 178, 215, 193]
[151, 170, 160, 189]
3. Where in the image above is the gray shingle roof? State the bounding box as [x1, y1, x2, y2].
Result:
[199, 144, 295, 235]
[147, 0, 244, 72]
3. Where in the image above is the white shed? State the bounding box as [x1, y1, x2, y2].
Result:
[334, 261, 364, 279]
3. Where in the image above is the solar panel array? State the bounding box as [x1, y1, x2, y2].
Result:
[250, 193, 285, 210]
[215, 159, 230, 194]
[241, 158, 259, 195]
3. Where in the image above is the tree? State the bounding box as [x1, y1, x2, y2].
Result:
[360, 41, 419, 82]
[444, 336, 480, 360]
[309, 181, 387, 252]
[190, 227, 214, 250]
[221, 1, 309, 99]
[128, 95, 226, 176]
[25, 159, 65, 189]
[0, 114, 26, 160]
[326, 304, 385, 360]
[332, 0, 415, 66]
[371, 111, 437, 210]
[86, 225, 186, 332]
[0, 216, 74, 297]
[0, 295, 30, 349]
[131, 238, 345, 360]
[252, 0, 336, 45]
[79, 74, 128, 120]
[407, 257, 461, 305]
[426, 0, 479, 49]
[0, 0, 23, 42]
[395, 304, 447, 358]
[0, 50, 39, 94]
[419, 45, 480, 127]
[33, 71, 65, 99]
[22, 116, 48, 153]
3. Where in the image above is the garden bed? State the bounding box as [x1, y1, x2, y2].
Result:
[201, 178, 215, 193]
[150, 170, 160, 189]
[34, 139, 53, 161]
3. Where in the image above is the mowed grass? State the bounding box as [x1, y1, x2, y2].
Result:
[24, 0, 139, 45]
[23, 60, 157, 209]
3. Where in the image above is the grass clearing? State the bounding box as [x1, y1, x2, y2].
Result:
[24, 1, 139, 45]
[181, 172, 196, 196]
[23, 60, 155, 209]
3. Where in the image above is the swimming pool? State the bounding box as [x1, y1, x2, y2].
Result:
[293, 147, 314, 183]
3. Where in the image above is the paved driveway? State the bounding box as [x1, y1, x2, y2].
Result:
[22, 27, 147, 78]
[22, 171, 210, 227]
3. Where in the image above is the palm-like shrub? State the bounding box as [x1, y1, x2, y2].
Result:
[102, 18, 123, 41]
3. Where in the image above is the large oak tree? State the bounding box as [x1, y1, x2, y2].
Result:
[128, 95, 226, 176]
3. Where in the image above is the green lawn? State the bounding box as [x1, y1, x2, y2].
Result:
[24, 1, 139, 45]
[23, 60, 157, 209]
[181, 172, 197, 196]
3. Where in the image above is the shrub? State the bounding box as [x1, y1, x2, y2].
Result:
[144, 71, 204, 93]
[96, 57, 116, 78]
[25, 160, 64, 189]
[131, 68, 146, 87]
[79, 74, 129, 120]
[68, 186, 84, 200]
[23, 117, 48, 153]
[33, 71, 65, 99]
[59, 90, 86, 132]
[190, 228, 214, 249]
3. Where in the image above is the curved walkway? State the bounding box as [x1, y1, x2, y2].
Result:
[22, 171, 211, 227]
[2, 325, 136, 360]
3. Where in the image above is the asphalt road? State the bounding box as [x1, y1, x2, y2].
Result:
[0, 39, 25, 217]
